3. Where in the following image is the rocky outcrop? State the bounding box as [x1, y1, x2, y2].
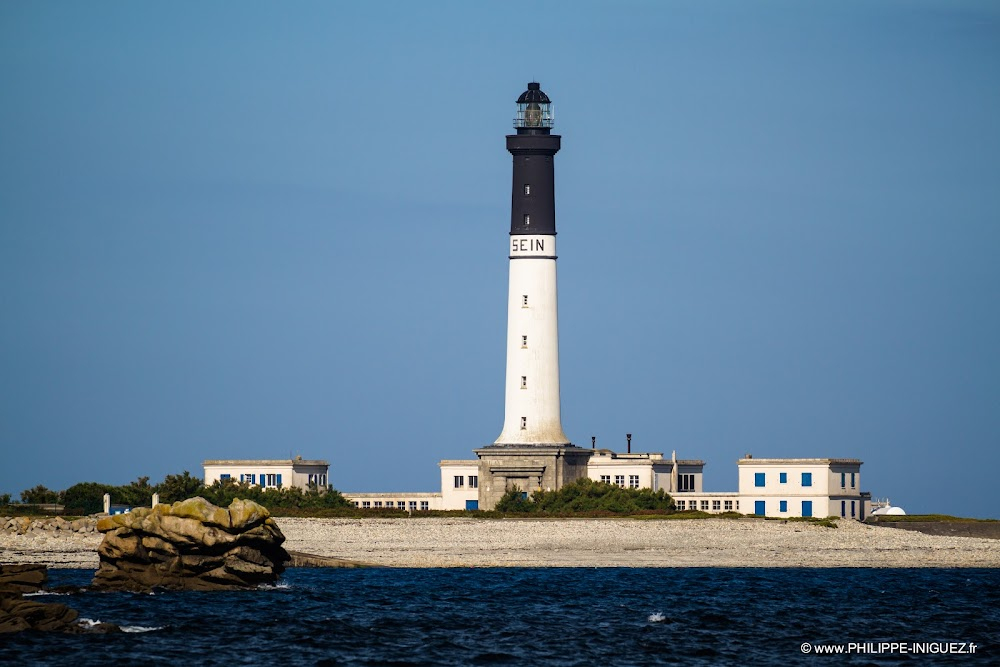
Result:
[0, 564, 118, 634]
[92, 497, 289, 592]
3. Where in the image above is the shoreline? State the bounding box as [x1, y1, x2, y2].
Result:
[2, 517, 998, 569]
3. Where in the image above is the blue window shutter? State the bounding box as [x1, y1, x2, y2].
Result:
[851, 501, 856, 517]
[841, 501, 846, 517]
[276, 474, 282, 487]
[754, 500, 765, 516]
[779, 472, 787, 484]
[779, 500, 787, 513]
[755, 473, 765, 487]
[802, 501, 813, 517]
[841, 472, 846, 488]
[802, 472, 812, 487]
[851, 473, 855, 488]
[260, 472, 265, 486]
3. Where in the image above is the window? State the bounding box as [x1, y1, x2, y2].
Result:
[362, 501, 371, 509]
[421, 501, 429, 511]
[801, 472, 813, 487]
[454, 475, 464, 488]
[520, 417, 527, 430]
[397, 501, 406, 509]
[240, 473, 256, 484]
[700, 500, 709, 511]
[220, 474, 231, 480]
[851, 473, 856, 488]
[374, 501, 383, 508]
[779, 500, 788, 513]
[524, 184, 531, 195]
[851, 501, 856, 517]
[802, 500, 813, 517]
[521, 335, 528, 347]
[469, 475, 478, 489]
[676, 500, 685, 510]
[600, 475, 611, 484]
[523, 214, 530, 226]
[629, 475, 640, 489]
[522, 295, 528, 307]
[779, 472, 787, 484]
[409, 501, 417, 511]
[712, 500, 721, 511]
[755, 473, 766, 488]
[841, 501, 846, 518]
[615, 475, 625, 487]
[678, 474, 694, 492]
[724, 500, 733, 511]
[841, 472, 846, 488]
[521, 376, 527, 389]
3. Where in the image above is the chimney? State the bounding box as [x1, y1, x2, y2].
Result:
[626, 433, 632, 454]
[591, 436, 596, 449]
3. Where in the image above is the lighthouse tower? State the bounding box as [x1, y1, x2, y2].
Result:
[475, 82, 592, 509]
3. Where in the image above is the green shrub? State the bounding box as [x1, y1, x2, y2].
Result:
[494, 478, 674, 515]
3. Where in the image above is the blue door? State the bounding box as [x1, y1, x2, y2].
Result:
[465, 500, 479, 511]
[754, 500, 765, 516]
[802, 500, 813, 517]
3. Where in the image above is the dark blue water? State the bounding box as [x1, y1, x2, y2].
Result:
[3, 568, 997, 666]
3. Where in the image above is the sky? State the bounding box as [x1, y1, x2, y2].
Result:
[1, 1, 998, 517]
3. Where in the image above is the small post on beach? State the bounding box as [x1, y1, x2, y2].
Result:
[103, 493, 110, 515]
[152, 493, 159, 508]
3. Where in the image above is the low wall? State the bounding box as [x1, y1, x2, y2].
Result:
[1, 516, 99, 536]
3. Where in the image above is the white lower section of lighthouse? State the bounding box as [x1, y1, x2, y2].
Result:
[494, 234, 570, 445]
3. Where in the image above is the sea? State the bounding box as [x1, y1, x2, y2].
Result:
[3, 568, 997, 666]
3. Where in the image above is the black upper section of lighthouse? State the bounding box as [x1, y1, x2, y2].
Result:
[508, 82, 560, 236]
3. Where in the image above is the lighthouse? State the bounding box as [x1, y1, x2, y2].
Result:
[475, 82, 592, 509]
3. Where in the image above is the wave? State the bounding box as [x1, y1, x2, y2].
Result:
[78, 618, 162, 633]
[647, 612, 666, 623]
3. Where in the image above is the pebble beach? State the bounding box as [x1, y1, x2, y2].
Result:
[2, 516, 998, 569]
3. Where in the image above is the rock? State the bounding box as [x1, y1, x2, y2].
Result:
[0, 565, 119, 634]
[0, 564, 47, 595]
[92, 497, 289, 592]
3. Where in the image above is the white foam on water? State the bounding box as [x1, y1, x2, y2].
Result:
[23, 591, 70, 597]
[257, 581, 291, 590]
[647, 612, 666, 623]
[78, 618, 102, 628]
[121, 625, 163, 633]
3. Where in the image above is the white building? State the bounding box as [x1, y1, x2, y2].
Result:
[736, 457, 868, 520]
[203, 457, 329, 490]
[586, 450, 705, 493]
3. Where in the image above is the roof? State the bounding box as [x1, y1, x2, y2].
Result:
[438, 460, 479, 467]
[516, 82, 551, 104]
[737, 458, 862, 466]
[203, 459, 329, 467]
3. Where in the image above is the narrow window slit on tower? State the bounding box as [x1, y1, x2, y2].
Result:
[520, 417, 527, 430]
[522, 295, 528, 307]
[523, 214, 530, 226]
[520, 376, 526, 389]
[524, 184, 531, 195]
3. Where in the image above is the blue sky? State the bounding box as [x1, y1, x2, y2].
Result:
[2, 1, 998, 517]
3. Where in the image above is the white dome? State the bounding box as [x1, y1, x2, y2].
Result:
[884, 506, 906, 515]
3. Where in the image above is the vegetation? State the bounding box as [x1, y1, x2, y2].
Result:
[3, 471, 352, 515]
[494, 478, 674, 515]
